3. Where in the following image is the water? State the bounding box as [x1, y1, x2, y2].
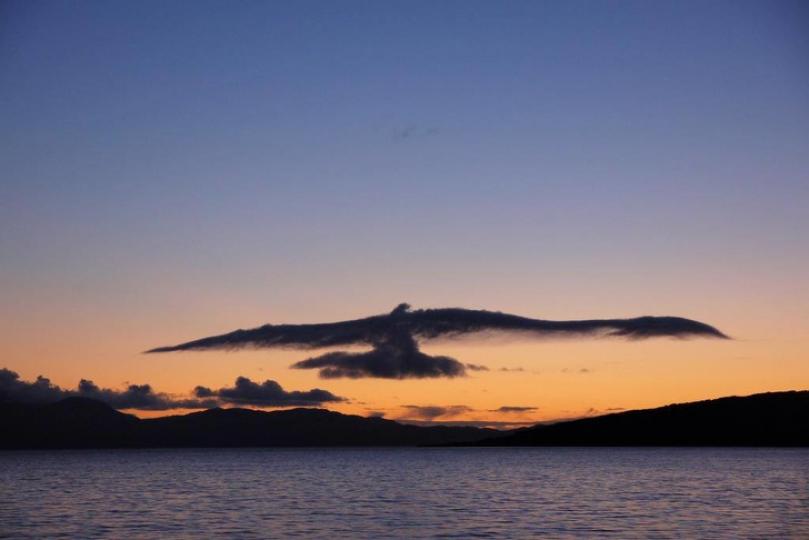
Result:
[1, 448, 807, 539]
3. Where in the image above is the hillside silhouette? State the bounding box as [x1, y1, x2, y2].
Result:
[470, 391, 809, 446]
[2, 390, 807, 449]
[0, 398, 501, 449]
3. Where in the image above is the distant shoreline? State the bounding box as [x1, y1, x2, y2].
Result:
[2, 390, 807, 449]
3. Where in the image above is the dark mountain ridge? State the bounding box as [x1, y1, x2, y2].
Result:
[0, 398, 502, 449]
[470, 390, 809, 447]
[2, 390, 807, 449]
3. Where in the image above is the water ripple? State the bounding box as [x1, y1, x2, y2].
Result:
[1, 448, 808, 539]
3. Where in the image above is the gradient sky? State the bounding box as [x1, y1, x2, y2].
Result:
[2, 0, 808, 425]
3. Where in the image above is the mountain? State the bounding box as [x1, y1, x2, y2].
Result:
[0, 398, 502, 449]
[3, 391, 807, 449]
[469, 391, 809, 446]
[137, 406, 506, 447]
[0, 397, 141, 448]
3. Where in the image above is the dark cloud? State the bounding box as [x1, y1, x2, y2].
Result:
[0, 368, 214, 410]
[401, 404, 472, 420]
[193, 385, 216, 398]
[0, 369, 67, 404]
[499, 367, 525, 372]
[491, 406, 538, 413]
[148, 304, 727, 354]
[148, 303, 728, 379]
[291, 330, 466, 379]
[194, 376, 344, 406]
[1, 368, 343, 410]
[77, 379, 217, 410]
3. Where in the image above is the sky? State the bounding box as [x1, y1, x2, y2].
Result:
[1, 0, 808, 426]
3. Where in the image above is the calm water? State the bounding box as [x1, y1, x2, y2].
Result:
[1, 448, 808, 539]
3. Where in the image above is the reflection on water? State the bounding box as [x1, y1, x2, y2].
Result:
[1, 448, 808, 539]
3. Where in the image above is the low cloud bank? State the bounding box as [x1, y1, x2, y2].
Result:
[194, 376, 344, 406]
[0, 368, 344, 410]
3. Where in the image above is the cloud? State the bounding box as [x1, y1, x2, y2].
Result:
[399, 404, 539, 425]
[0, 369, 67, 404]
[291, 330, 466, 379]
[148, 303, 728, 379]
[499, 367, 525, 372]
[0, 368, 215, 410]
[76, 379, 217, 410]
[491, 406, 538, 413]
[193, 376, 344, 406]
[393, 125, 438, 141]
[465, 363, 489, 371]
[400, 404, 473, 420]
[0, 368, 344, 410]
[398, 419, 538, 429]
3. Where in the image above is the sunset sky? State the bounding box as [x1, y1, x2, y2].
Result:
[2, 1, 807, 426]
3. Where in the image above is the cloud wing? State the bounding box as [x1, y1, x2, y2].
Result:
[146, 314, 390, 353]
[405, 308, 728, 340]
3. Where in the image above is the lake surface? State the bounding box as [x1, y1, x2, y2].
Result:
[1, 448, 807, 539]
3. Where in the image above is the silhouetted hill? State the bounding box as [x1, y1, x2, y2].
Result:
[0, 399, 501, 449]
[0, 397, 140, 448]
[470, 391, 809, 446]
[5, 391, 807, 449]
[138, 406, 504, 447]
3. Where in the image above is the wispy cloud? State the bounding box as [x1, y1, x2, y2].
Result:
[490, 406, 538, 413]
[465, 363, 489, 372]
[392, 125, 438, 141]
[560, 367, 593, 374]
[397, 419, 538, 429]
[400, 404, 473, 420]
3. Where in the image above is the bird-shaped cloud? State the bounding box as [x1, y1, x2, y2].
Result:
[147, 303, 727, 379]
